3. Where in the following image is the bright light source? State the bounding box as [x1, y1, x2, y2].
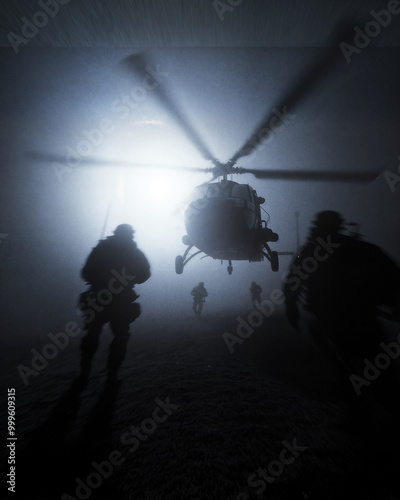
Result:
[117, 172, 125, 202]
[147, 175, 171, 201]
[88, 128, 211, 250]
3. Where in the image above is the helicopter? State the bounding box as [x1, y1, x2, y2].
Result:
[176, 176, 280, 275]
[118, 45, 379, 276]
[28, 27, 380, 275]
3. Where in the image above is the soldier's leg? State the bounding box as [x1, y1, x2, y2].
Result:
[80, 316, 103, 378]
[108, 318, 130, 376]
[308, 319, 348, 373]
[197, 301, 203, 316]
[107, 298, 141, 376]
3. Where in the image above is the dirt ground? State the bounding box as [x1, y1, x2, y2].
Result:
[2, 307, 400, 500]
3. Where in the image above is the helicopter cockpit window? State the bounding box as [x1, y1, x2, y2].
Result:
[189, 184, 210, 202]
[231, 184, 252, 203]
[190, 183, 231, 202]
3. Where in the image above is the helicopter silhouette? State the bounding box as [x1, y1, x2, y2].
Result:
[28, 25, 380, 275]
[176, 178, 279, 275]
[120, 44, 378, 276]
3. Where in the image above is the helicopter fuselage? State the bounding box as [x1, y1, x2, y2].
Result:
[184, 180, 263, 261]
[174, 180, 279, 274]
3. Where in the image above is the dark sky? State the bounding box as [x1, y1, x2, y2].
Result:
[1, 1, 400, 346]
[1, 0, 400, 47]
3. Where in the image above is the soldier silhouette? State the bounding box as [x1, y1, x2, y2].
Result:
[283, 212, 400, 498]
[191, 282, 208, 316]
[250, 281, 262, 307]
[283, 211, 400, 400]
[78, 224, 151, 380]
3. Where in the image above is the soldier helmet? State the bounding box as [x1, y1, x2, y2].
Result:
[312, 211, 344, 234]
[113, 224, 135, 238]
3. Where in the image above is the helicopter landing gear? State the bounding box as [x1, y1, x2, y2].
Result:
[270, 251, 279, 272]
[262, 244, 279, 272]
[261, 226, 279, 243]
[175, 255, 184, 274]
[227, 260, 233, 275]
[175, 243, 203, 274]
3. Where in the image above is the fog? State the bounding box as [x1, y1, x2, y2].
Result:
[1, 46, 399, 350]
[1, 3, 400, 498]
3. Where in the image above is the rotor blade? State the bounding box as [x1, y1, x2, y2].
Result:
[241, 168, 380, 183]
[229, 24, 355, 164]
[26, 151, 211, 173]
[122, 53, 218, 165]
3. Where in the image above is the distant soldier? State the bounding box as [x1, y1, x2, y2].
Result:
[78, 224, 151, 380]
[250, 281, 262, 307]
[191, 282, 208, 316]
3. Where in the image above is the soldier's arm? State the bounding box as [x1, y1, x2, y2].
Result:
[81, 245, 100, 283]
[128, 248, 151, 284]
